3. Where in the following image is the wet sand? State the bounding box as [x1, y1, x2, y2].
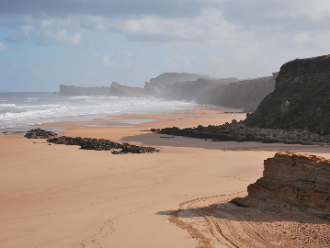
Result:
[1, 107, 329, 248]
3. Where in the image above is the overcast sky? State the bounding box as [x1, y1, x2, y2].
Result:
[1, 0, 330, 92]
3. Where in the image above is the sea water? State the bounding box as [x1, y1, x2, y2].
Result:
[0, 92, 197, 130]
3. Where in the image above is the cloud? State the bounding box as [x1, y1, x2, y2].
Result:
[1, 0, 330, 52]
[294, 30, 330, 51]
[0, 0, 204, 19]
[3, 16, 82, 45]
[110, 8, 254, 47]
[102, 55, 111, 66]
[270, 0, 330, 21]
[1, 5, 252, 47]
[0, 43, 8, 51]
[7, 28, 81, 45]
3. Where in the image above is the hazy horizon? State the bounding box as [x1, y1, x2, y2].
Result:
[1, 0, 330, 92]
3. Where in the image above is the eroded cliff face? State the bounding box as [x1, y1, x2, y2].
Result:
[169, 78, 237, 101]
[245, 54, 330, 134]
[235, 152, 330, 219]
[109, 82, 146, 97]
[202, 74, 276, 111]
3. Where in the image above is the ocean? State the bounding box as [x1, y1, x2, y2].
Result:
[0, 92, 197, 130]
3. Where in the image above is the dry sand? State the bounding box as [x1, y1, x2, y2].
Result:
[1, 107, 329, 248]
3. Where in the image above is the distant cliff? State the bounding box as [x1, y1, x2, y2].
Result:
[168, 77, 237, 101]
[245, 54, 330, 134]
[233, 152, 330, 219]
[59, 85, 110, 96]
[144, 72, 214, 97]
[59, 73, 213, 97]
[59, 83, 146, 97]
[146, 72, 274, 111]
[110, 82, 146, 97]
[201, 74, 277, 111]
[58, 71, 276, 110]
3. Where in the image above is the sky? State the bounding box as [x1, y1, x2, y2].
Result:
[1, 0, 330, 92]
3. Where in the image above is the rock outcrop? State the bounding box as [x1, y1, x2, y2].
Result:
[24, 129, 159, 154]
[158, 122, 330, 144]
[233, 152, 330, 219]
[47, 136, 158, 154]
[59, 85, 110, 96]
[24, 128, 58, 139]
[109, 82, 146, 97]
[245, 54, 330, 134]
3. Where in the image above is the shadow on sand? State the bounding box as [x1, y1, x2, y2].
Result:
[122, 132, 330, 155]
[156, 202, 330, 224]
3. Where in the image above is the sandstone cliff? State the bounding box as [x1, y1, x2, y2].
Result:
[245, 54, 330, 134]
[234, 152, 330, 219]
[109, 82, 146, 97]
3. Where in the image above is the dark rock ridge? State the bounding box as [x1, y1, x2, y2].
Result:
[201, 73, 277, 111]
[158, 122, 330, 144]
[245, 54, 330, 134]
[109, 82, 146, 97]
[233, 152, 330, 219]
[24, 128, 58, 139]
[24, 129, 159, 154]
[59, 85, 110, 96]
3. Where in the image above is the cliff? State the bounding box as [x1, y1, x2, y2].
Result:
[109, 82, 146, 97]
[169, 78, 237, 101]
[59, 85, 110, 96]
[245, 54, 330, 134]
[202, 74, 277, 111]
[233, 152, 330, 219]
[59, 83, 146, 97]
[144, 72, 214, 97]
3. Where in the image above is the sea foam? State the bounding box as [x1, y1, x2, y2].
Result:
[0, 93, 196, 130]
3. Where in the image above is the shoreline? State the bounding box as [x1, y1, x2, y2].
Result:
[0, 104, 241, 132]
[1, 107, 329, 248]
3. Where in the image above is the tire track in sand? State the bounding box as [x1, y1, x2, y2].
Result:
[169, 192, 275, 248]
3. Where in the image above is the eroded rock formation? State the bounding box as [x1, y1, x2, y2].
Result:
[234, 152, 330, 219]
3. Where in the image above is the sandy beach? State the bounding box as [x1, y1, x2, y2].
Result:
[1, 107, 330, 248]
